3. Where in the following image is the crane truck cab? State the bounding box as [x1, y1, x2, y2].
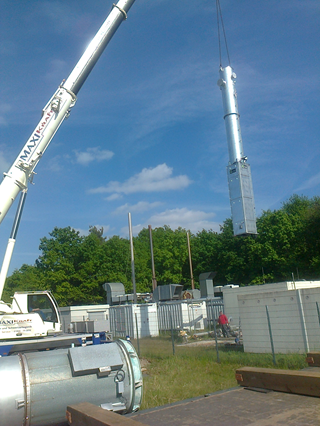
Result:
[0, 291, 62, 339]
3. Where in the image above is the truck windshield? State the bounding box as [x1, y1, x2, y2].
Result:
[27, 294, 58, 323]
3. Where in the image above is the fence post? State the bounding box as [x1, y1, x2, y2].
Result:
[170, 312, 175, 355]
[296, 289, 310, 353]
[187, 304, 192, 335]
[135, 313, 140, 358]
[265, 305, 276, 366]
[212, 307, 220, 364]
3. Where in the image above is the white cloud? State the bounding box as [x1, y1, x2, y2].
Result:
[90, 164, 192, 195]
[46, 153, 73, 172]
[113, 201, 163, 215]
[74, 147, 114, 165]
[0, 151, 11, 173]
[0, 102, 11, 127]
[121, 207, 220, 236]
[45, 59, 68, 82]
[105, 193, 123, 201]
[294, 174, 320, 192]
[120, 56, 217, 145]
[75, 224, 110, 236]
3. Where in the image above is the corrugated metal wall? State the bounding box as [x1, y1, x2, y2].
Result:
[109, 305, 134, 338]
[108, 299, 224, 337]
[157, 302, 184, 331]
[206, 299, 224, 327]
[157, 299, 223, 331]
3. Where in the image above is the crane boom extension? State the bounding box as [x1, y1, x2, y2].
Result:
[0, 0, 135, 226]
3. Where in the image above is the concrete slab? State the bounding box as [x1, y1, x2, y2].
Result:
[127, 387, 320, 426]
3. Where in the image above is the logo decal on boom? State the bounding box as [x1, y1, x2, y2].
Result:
[19, 110, 54, 162]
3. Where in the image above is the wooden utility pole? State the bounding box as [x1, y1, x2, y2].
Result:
[187, 231, 194, 290]
[128, 213, 137, 303]
[148, 225, 157, 291]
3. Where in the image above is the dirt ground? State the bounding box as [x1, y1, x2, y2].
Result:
[177, 337, 241, 348]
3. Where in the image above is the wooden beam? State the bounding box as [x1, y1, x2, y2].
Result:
[66, 402, 145, 426]
[306, 352, 320, 367]
[235, 367, 320, 397]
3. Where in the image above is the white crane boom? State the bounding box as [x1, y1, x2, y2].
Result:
[0, 0, 135, 226]
[0, 0, 135, 340]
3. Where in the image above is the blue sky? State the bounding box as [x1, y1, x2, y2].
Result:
[0, 0, 319, 274]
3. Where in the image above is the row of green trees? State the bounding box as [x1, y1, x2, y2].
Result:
[3, 194, 319, 306]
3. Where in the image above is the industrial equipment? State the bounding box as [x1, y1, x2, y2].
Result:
[199, 272, 217, 299]
[0, 339, 142, 426]
[218, 66, 257, 236]
[153, 284, 184, 302]
[216, 0, 257, 236]
[0, 0, 135, 340]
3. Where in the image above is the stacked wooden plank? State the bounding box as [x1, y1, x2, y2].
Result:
[66, 402, 145, 426]
[235, 364, 320, 397]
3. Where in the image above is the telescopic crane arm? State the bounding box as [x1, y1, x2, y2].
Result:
[0, 0, 135, 226]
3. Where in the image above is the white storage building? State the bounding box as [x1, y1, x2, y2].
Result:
[238, 287, 320, 354]
[223, 281, 320, 325]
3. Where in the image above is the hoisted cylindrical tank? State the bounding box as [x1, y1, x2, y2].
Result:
[0, 340, 142, 426]
[217, 65, 244, 165]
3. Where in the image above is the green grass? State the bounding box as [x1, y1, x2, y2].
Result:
[130, 337, 308, 410]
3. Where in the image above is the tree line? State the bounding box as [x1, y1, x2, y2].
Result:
[3, 194, 319, 306]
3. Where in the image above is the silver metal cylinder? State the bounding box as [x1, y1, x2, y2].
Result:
[0, 340, 142, 426]
[217, 66, 244, 164]
[218, 65, 257, 236]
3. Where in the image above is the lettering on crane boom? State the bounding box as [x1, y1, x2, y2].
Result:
[20, 110, 54, 162]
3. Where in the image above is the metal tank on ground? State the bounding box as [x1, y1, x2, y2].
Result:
[0, 340, 142, 426]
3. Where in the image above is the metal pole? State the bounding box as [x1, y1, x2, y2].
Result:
[265, 305, 276, 366]
[316, 302, 320, 325]
[296, 289, 310, 352]
[170, 312, 175, 355]
[148, 225, 157, 291]
[187, 232, 195, 290]
[213, 309, 220, 363]
[135, 313, 140, 357]
[0, 189, 27, 300]
[128, 213, 137, 304]
[187, 304, 192, 335]
[209, 303, 213, 336]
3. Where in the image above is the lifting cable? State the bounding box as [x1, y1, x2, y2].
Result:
[216, 0, 231, 67]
